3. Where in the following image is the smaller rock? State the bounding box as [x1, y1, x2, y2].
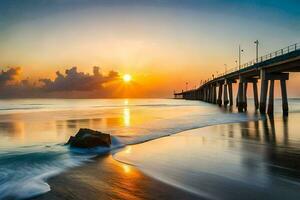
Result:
[66, 128, 111, 148]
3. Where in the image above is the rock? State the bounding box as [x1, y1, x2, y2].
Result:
[66, 128, 111, 148]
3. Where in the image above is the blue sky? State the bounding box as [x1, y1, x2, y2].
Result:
[0, 0, 299, 96]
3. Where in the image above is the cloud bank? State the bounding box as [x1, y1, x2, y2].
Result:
[0, 66, 120, 98]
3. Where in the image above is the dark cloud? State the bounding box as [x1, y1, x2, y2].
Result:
[0, 67, 21, 86]
[0, 66, 120, 98]
[39, 66, 119, 91]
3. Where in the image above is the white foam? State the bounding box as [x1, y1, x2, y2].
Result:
[0, 145, 92, 200]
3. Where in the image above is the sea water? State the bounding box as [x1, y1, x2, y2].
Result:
[1, 98, 300, 199]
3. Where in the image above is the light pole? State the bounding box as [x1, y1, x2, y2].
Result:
[239, 45, 244, 71]
[185, 82, 188, 91]
[254, 40, 259, 63]
[224, 64, 227, 74]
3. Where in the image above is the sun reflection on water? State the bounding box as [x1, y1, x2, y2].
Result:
[125, 146, 132, 154]
[122, 164, 131, 174]
[123, 108, 130, 127]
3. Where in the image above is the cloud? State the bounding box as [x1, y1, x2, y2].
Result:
[0, 67, 21, 86]
[0, 66, 120, 98]
[39, 66, 119, 91]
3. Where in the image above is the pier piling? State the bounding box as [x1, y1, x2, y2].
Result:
[217, 83, 223, 106]
[237, 78, 244, 112]
[228, 82, 233, 106]
[223, 83, 229, 107]
[280, 79, 289, 116]
[253, 81, 259, 110]
[260, 70, 269, 114]
[243, 82, 248, 111]
[267, 80, 275, 115]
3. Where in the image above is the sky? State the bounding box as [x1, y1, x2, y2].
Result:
[0, 0, 299, 98]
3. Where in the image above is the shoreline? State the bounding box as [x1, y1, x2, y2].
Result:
[34, 154, 200, 200]
[34, 113, 300, 199]
[113, 114, 300, 200]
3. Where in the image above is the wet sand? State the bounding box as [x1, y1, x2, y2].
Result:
[34, 154, 199, 200]
[35, 113, 300, 200]
[115, 114, 300, 200]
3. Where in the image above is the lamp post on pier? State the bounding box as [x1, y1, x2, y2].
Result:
[239, 45, 244, 71]
[254, 40, 259, 63]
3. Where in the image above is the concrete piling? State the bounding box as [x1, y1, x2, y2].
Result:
[253, 81, 259, 110]
[280, 79, 288, 116]
[228, 83, 233, 106]
[260, 70, 269, 114]
[217, 83, 223, 106]
[223, 83, 229, 107]
[267, 80, 275, 115]
[243, 82, 248, 111]
[237, 78, 244, 112]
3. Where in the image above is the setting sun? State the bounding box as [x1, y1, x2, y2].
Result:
[123, 74, 132, 83]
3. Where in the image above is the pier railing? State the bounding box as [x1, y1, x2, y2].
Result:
[215, 42, 300, 79]
[177, 42, 300, 93]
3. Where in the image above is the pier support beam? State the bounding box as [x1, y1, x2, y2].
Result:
[243, 82, 248, 111]
[260, 70, 269, 114]
[207, 85, 211, 103]
[217, 83, 223, 106]
[253, 81, 259, 110]
[223, 83, 229, 107]
[209, 87, 211, 102]
[237, 77, 244, 112]
[280, 79, 288, 116]
[206, 87, 209, 102]
[267, 80, 275, 115]
[213, 85, 217, 104]
[228, 83, 233, 106]
[209, 85, 214, 103]
[236, 90, 239, 107]
[260, 72, 289, 115]
[196, 90, 200, 100]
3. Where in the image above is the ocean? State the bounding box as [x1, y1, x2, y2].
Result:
[1, 98, 300, 199]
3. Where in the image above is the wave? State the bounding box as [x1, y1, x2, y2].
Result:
[122, 112, 264, 145]
[0, 137, 123, 200]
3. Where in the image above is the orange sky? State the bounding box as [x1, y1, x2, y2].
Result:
[0, 1, 299, 98]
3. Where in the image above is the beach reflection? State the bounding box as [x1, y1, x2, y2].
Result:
[0, 98, 230, 147]
[123, 108, 131, 127]
[0, 121, 25, 138]
[114, 114, 300, 200]
[122, 164, 132, 174]
[0, 102, 134, 147]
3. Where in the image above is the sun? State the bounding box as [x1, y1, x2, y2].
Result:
[123, 74, 132, 83]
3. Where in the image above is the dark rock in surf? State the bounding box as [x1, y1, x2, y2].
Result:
[66, 128, 111, 148]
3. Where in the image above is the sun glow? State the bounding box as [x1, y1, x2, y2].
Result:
[123, 74, 132, 83]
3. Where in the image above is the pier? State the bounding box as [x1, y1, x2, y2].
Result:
[174, 43, 300, 115]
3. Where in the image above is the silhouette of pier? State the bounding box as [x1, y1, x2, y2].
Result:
[174, 43, 300, 115]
